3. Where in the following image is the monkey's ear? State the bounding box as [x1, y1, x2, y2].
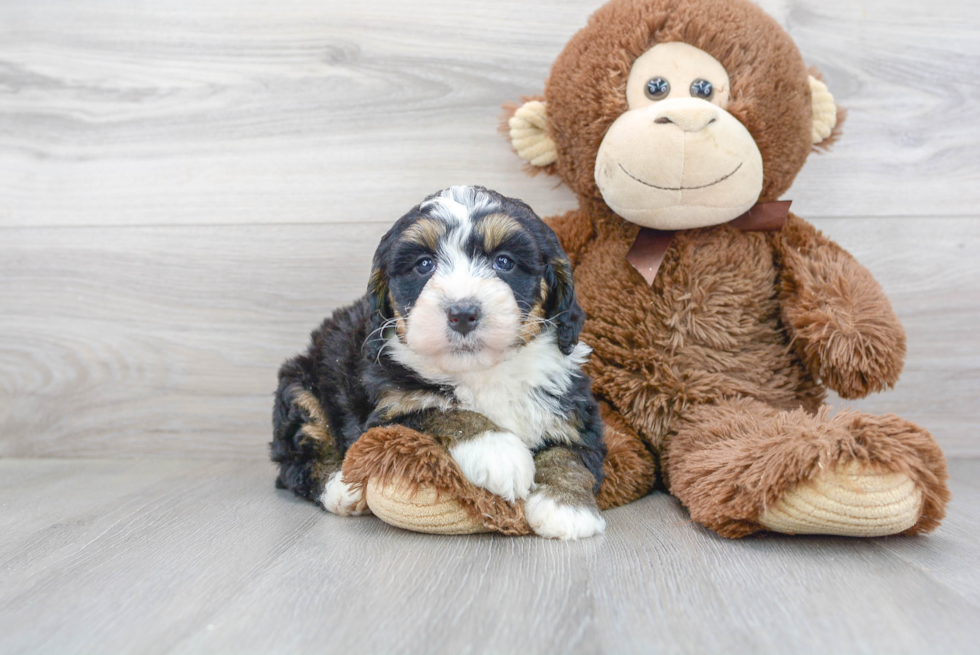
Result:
[504, 99, 558, 168]
[808, 74, 844, 148]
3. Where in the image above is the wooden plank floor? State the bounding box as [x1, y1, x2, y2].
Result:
[1, 457, 978, 655]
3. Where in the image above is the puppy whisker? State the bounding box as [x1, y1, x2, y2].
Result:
[515, 315, 560, 346]
[363, 317, 401, 352]
[367, 319, 404, 364]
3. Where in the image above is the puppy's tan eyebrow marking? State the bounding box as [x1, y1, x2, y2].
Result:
[400, 218, 446, 250]
[475, 213, 523, 251]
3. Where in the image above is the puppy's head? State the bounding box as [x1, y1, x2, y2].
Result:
[368, 186, 583, 374]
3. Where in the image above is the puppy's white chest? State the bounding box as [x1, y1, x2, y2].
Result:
[450, 338, 584, 447]
[453, 380, 556, 448]
[387, 332, 589, 447]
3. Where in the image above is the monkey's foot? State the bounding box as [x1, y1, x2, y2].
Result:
[364, 479, 489, 535]
[759, 461, 923, 537]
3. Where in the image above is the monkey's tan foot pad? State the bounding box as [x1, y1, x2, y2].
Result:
[759, 461, 923, 537]
[364, 479, 489, 535]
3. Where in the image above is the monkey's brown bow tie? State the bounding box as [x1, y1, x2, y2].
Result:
[626, 200, 792, 285]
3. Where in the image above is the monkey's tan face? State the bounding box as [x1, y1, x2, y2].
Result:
[594, 42, 764, 230]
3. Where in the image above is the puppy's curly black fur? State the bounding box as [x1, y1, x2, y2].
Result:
[271, 186, 606, 532]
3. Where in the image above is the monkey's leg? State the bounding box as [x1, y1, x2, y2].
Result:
[401, 409, 536, 503]
[341, 413, 533, 536]
[662, 397, 949, 538]
[271, 367, 368, 516]
[413, 409, 614, 538]
[595, 402, 657, 510]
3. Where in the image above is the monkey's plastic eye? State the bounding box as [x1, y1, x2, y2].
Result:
[645, 77, 670, 100]
[493, 255, 515, 272]
[415, 258, 435, 275]
[690, 79, 714, 100]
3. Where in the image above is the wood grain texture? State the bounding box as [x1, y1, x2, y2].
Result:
[0, 0, 978, 228]
[1, 457, 978, 655]
[0, 221, 388, 458]
[1, 217, 977, 459]
[0, 0, 977, 458]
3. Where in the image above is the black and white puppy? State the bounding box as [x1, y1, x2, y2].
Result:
[271, 186, 606, 539]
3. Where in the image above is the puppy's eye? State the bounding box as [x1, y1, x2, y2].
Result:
[690, 79, 714, 100]
[493, 255, 515, 272]
[414, 258, 435, 275]
[645, 77, 670, 100]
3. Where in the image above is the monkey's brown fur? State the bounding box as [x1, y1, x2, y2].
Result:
[343, 425, 533, 536]
[341, 0, 949, 537]
[534, 0, 948, 537]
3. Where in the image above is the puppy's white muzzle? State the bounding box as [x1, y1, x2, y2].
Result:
[405, 270, 522, 373]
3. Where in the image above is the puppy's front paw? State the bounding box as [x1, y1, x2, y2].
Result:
[450, 431, 535, 502]
[525, 492, 606, 540]
[320, 471, 370, 516]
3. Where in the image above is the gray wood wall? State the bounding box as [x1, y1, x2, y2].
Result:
[2, 0, 978, 459]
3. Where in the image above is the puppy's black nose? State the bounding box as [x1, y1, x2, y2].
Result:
[447, 303, 481, 335]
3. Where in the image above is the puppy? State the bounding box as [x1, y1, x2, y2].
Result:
[271, 186, 606, 539]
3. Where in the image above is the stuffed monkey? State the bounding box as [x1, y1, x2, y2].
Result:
[344, 0, 950, 538]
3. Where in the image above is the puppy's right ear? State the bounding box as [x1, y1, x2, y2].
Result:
[364, 229, 397, 360]
[367, 265, 391, 324]
[500, 96, 559, 176]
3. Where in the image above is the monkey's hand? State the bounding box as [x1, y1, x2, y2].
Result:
[775, 215, 905, 399]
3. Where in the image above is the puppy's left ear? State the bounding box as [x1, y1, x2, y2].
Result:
[543, 243, 585, 356]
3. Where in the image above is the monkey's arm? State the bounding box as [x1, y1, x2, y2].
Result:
[545, 209, 594, 268]
[773, 214, 905, 399]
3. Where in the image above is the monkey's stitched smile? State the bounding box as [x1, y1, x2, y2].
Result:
[619, 162, 743, 191]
